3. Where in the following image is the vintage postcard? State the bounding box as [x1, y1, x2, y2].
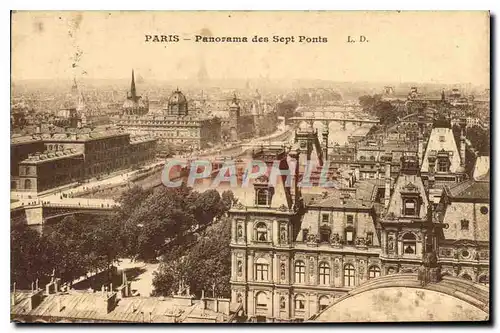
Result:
[10, 11, 490, 323]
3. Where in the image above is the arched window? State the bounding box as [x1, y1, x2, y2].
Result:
[461, 273, 472, 281]
[256, 189, 269, 206]
[478, 275, 489, 285]
[255, 258, 269, 281]
[294, 294, 305, 310]
[24, 179, 32, 189]
[318, 295, 330, 311]
[256, 222, 268, 242]
[255, 291, 268, 309]
[295, 260, 306, 283]
[403, 233, 417, 255]
[368, 265, 381, 279]
[319, 262, 330, 285]
[344, 264, 356, 287]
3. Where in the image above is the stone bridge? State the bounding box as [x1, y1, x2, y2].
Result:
[309, 273, 489, 322]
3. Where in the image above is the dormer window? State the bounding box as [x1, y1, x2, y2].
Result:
[402, 233, 417, 255]
[461, 219, 469, 230]
[255, 188, 270, 206]
[403, 198, 417, 216]
[439, 136, 445, 142]
[437, 158, 449, 172]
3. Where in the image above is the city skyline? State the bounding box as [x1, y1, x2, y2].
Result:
[12, 11, 489, 86]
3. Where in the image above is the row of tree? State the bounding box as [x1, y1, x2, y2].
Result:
[358, 94, 398, 126]
[11, 184, 237, 293]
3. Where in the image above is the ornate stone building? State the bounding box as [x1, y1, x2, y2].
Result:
[228, 143, 489, 322]
[114, 88, 221, 152]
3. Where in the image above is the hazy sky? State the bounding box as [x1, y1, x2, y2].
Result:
[11, 11, 490, 86]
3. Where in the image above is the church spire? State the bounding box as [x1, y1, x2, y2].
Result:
[130, 69, 137, 100]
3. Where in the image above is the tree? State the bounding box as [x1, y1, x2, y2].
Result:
[11, 222, 45, 288]
[221, 190, 238, 212]
[152, 217, 232, 298]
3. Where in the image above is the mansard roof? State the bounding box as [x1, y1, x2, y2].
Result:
[421, 127, 461, 173]
[385, 173, 429, 220]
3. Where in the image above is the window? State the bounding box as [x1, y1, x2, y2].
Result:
[437, 158, 448, 172]
[302, 229, 309, 242]
[402, 233, 417, 255]
[300, 141, 307, 149]
[366, 232, 374, 246]
[322, 213, 329, 224]
[345, 226, 355, 245]
[294, 295, 305, 310]
[439, 136, 445, 142]
[319, 262, 330, 285]
[256, 292, 268, 308]
[479, 275, 489, 285]
[480, 206, 489, 215]
[318, 296, 330, 311]
[256, 189, 269, 206]
[370, 155, 375, 161]
[24, 179, 32, 189]
[295, 261, 306, 283]
[256, 222, 268, 242]
[460, 219, 469, 231]
[319, 226, 331, 243]
[403, 199, 417, 216]
[344, 264, 356, 287]
[368, 266, 381, 279]
[237, 225, 243, 238]
[346, 215, 354, 225]
[461, 274, 472, 281]
[255, 260, 269, 281]
[359, 156, 366, 161]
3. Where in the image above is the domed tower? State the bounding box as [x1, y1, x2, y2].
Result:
[122, 70, 149, 116]
[165, 88, 188, 116]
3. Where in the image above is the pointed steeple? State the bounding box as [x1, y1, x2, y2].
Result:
[130, 69, 137, 100]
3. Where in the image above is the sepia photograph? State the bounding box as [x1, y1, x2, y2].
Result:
[9, 10, 490, 324]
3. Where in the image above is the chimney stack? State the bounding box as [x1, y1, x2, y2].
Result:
[384, 162, 391, 209]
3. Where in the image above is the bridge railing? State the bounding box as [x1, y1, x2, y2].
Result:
[42, 202, 119, 209]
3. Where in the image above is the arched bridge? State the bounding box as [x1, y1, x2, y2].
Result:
[309, 273, 489, 322]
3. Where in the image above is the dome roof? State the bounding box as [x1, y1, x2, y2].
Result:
[169, 89, 187, 105]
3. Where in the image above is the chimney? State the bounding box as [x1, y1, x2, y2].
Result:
[418, 133, 424, 163]
[384, 162, 391, 209]
[459, 118, 467, 167]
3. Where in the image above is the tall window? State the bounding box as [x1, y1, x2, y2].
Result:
[255, 259, 269, 281]
[24, 179, 32, 190]
[368, 265, 381, 279]
[366, 232, 374, 246]
[403, 199, 417, 216]
[344, 264, 355, 287]
[322, 213, 329, 224]
[403, 233, 417, 255]
[295, 261, 306, 283]
[294, 294, 305, 311]
[256, 189, 269, 206]
[346, 215, 354, 225]
[461, 219, 470, 230]
[256, 222, 268, 242]
[256, 292, 268, 308]
[319, 226, 331, 243]
[437, 158, 449, 172]
[319, 262, 330, 285]
[345, 226, 355, 245]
